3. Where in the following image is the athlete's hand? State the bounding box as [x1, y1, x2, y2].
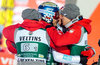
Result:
[81, 46, 95, 59]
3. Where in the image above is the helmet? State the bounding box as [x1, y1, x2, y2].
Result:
[38, 2, 59, 23]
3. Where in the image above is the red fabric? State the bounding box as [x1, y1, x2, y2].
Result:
[3, 23, 20, 54]
[20, 19, 45, 31]
[47, 19, 91, 54]
[50, 40, 70, 55]
[3, 24, 20, 42]
[47, 24, 82, 47]
[3, 19, 46, 54]
[49, 29, 70, 55]
[75, 19, 91, 34]
[6, 40, 17, 54]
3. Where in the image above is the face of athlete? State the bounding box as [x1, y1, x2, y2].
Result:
[52, 15, 62, 26]
[60, 15, 71, 26]
[52, 14, 71, 27]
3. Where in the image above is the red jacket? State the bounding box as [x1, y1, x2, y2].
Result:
[3, 19, 92, 55]
[3, 19, 45, 54]
[47, 19, 91, 54]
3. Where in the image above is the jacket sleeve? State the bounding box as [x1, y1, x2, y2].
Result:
[46, 25, 82, 47]
[3, 24, 20, 42]
[6, 40, 17, 54]
[3, 24, 20, 54]
[52, 49, 81, 63]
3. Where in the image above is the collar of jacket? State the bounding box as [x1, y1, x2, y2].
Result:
[20, 19, 45, 31]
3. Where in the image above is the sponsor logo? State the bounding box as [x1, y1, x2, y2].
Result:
[19, 36, 41, 41]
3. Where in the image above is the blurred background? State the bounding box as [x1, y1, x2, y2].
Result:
[0, 0, 100, 65]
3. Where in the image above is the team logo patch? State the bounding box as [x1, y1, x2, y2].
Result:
[29, 31, 33, 35]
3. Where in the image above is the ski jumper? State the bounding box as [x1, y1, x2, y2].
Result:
[46, 19, 95, 64]
[3, 19, 50, 65]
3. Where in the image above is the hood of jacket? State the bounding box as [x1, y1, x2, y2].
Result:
[75, 19, 91, 34]
[20, 19, 45, 31]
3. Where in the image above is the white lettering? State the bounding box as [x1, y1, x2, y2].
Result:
[0, 57, 16, 65]
[13, 59, 17, 65]
[9, 58, 12, 65]
[1, 57, 9, 64]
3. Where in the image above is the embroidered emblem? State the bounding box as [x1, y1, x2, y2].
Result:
[29, 31, 33, 35]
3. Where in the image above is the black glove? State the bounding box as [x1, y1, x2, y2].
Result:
[45, 25, 53, 29]
[80, 55, 88, 65]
